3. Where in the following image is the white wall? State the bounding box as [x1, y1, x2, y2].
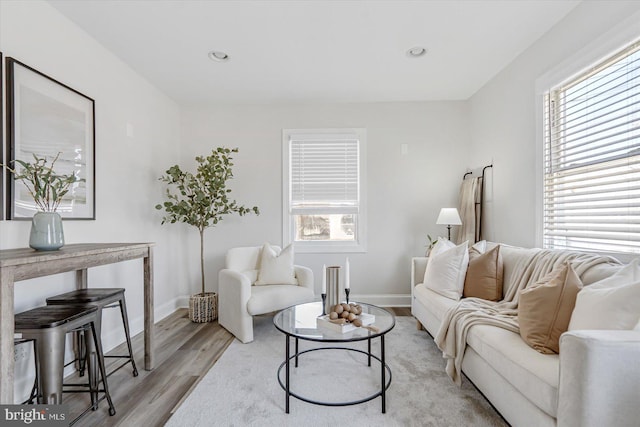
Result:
[0, 0, 183, 401]
[468, 0, 640, 247]
[181, 102, 469, 306]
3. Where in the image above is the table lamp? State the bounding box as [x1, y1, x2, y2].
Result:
[436, 208, 462, 241]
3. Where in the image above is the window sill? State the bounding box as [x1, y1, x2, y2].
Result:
[293, 242, 367, 254]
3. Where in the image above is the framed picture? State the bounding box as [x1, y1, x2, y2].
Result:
[0, 52, 4, 220]
[6, 58, 95, 219]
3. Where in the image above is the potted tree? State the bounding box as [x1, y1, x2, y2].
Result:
[1, 152, 84, 250]
[156, 147, 259, 322]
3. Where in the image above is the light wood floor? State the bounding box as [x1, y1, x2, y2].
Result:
[67, 307, 412, 426]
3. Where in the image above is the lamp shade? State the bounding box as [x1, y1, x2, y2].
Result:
[436, 208, 462, 225]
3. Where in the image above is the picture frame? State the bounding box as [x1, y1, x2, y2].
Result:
[5, 58, 95, 220]
[0, 51, 4, 221]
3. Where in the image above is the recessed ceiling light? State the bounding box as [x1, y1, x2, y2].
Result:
[407, 47, 427, 58]
[208, 50, 229, 62]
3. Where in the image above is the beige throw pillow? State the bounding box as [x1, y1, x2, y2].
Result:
[463, 245, 503, 301]
[518, 262, 582, 354]
[255, 243, 298, 285]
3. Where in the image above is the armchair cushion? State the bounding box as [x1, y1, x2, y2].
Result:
[247, 284, 314, 315]
[255, 243, 297, 285]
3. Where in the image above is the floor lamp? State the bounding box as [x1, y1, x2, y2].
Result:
[436, 208, 462, 241]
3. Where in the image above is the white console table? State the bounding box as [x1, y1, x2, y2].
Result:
[0, 243, 155, 404]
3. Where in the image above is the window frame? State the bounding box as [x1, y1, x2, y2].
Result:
[535, 23, 640, 260]
[282, 128, 367, 253]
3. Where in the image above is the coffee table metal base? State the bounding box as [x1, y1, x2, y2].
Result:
[277, 337, 391, 413]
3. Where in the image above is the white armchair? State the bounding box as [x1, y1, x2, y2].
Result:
[218, 245, 315, 343]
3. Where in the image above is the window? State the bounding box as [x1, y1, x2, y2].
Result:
[543, 40, 640, 254]
[283, 128, 366, 253]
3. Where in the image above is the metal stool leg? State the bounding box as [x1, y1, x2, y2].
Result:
[89, 320, 116, 416]
[29, 339, 40, 403]
[83, 311, 101, 408]
[83, 327, 99, 411]
[36, 328, 66, 404]
[76, 331, 87, 377]
[119, 296, 138, 376]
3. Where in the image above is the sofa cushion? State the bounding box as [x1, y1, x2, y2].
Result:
[414, 283, 458, 322]
[570, 259, 640, 331]
[424, 241, 469, 300]
[498, 245, 541, 298]
[255, 243, 298, 285]
[246, 285, 314, 315]
[466, 324, 560, 417]
[584, 258, 640, 289]
[464, 245, 503, 301]
[518, 263, 582, 354]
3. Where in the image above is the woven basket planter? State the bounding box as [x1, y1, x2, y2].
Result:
[189, 292, 218, 323]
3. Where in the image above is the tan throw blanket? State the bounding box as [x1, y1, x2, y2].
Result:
[434, 249, 620, 385]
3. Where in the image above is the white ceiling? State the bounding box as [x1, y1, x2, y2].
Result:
[48, 0, 580, 106]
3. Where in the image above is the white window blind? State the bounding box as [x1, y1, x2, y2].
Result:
[290, 135, 359, 214]
[543, 40, 640, 254]
[283, 128, 366, 253]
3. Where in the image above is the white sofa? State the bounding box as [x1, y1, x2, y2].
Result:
[218, 246, 315, 343]
[411, 244, 640, 427]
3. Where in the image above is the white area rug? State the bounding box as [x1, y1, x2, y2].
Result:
[166, 315, 507, 426]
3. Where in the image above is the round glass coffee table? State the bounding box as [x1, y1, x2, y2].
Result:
[273, 301, 395, 413]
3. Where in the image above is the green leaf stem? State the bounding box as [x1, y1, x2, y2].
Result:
[0, 152, 85, 213]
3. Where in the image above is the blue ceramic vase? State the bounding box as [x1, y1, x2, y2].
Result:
[29, 212, 64, 251]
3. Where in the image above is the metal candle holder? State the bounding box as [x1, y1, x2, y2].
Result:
[321, 293, 327, 315]
[325, 266, 340, 315]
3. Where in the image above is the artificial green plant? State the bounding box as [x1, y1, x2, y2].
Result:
[156, 147, 259, 295]
[1, 152, 84, 212]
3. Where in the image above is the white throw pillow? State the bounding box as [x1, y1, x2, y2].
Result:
[568, 279, 640, 331]
[424, 237, 455, 283]
[430, 237, 455, 257]
[423, 241, 469, 300]
[255, 243, 298, 285]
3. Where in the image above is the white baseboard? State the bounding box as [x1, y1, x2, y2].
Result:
[174, 293, 411, 309]
[101, 296, 181, 353]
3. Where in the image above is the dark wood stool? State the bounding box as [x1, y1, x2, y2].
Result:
[15, 305, 116, 423]
[46, 288, 138, 379]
